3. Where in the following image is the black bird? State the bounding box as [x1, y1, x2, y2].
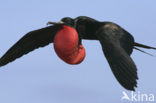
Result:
[0, 16, 156, 91]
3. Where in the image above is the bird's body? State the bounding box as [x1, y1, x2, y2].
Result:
[0, 16, 156, 91]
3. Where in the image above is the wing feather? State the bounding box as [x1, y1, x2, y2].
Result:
[96, 23, 138, 90]
[0, 25, 60, 67]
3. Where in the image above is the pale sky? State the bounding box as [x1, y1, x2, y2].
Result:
[0, 0, 156, 103]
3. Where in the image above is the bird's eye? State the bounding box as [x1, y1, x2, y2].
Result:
[61, 17, 74, 26]
[61, 17, 73, 22]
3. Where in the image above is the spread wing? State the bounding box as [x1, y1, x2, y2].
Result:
[96, 23, 138, 91]
[0, 25, 60, 67]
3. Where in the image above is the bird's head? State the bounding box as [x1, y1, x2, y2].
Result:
[47, 17, 75, 27]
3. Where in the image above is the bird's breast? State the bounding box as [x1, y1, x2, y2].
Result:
[54, 25, 86, 64]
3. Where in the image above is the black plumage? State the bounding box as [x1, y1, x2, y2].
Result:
[0, 16, 156, 91]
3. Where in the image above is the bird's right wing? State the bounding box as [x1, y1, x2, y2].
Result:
[0, 25, 60, 67]
[96, 24, 138, 91]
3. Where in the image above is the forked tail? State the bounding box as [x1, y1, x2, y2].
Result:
[134, 42, 156, 56]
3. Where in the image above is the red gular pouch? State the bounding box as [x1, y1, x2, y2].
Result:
[54, 25, 86, 64]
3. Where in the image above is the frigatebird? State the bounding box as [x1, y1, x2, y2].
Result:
[0, 16, 156, 91]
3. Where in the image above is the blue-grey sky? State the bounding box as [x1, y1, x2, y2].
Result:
[0, 0, 156, 103]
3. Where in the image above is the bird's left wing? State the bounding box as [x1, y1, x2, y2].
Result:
[96, 23, 138, 91]
[0, 25, 60, 67]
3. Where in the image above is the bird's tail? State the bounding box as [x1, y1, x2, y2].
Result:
[134, 42, 156, 56]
